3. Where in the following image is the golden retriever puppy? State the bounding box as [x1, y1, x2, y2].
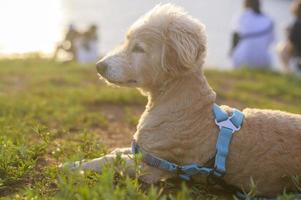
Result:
[81, 4, 301, 197]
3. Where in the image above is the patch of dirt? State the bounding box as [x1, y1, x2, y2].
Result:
[48, 77, 77, 87]
[100, 104, 143, 122]
[92, 104, 144, 149]
[53, 103, 144, 151]
[0, 76, 27, 95]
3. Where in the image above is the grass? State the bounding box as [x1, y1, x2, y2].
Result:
[0, 58, 300, 199]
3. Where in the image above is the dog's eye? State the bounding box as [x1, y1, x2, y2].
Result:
[132, 44, 145, 53]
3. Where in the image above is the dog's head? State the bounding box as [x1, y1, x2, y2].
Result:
[96, 4, 207, 90]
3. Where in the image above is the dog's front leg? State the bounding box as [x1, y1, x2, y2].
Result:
[66, 147, 136, 177]
[64, 148, 175, 183]
[110, 147, 133, 155]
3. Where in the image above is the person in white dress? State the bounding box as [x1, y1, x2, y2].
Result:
[75, 25, 99, 64]
[230, 0, 275, 69]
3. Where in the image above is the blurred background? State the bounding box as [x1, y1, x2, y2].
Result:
[0, 0, 293, 69]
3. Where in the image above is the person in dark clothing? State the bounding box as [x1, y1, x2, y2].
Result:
[53, 24, 79, 61]
[290, 1, 301, 57]
[278, 0, 301, 72]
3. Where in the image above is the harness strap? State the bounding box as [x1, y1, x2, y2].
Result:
[214, 127, 234, 175]
[132, 141, 181, 173]
[132, 140, 214, 180]
[213, 104, 229, 122]
[213, 104, 244, 176]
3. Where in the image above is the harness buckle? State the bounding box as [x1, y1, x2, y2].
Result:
[176, 166, 183, 174]
[207, 167, 225, 185]
[175, 166, 191, 181]
[215, 116, 240, 133]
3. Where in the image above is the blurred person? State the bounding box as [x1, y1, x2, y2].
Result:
[75, 24, 100, 64]
[278, 0, 301, 73]
[230, 0, 275, 69]
[53, 24, 79, 61]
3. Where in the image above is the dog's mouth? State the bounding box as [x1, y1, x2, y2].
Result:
[97, 73, 137, 85]
[109, 79, 138, 85]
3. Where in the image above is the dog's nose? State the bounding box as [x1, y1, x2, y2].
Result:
[96, 61, 108, 75]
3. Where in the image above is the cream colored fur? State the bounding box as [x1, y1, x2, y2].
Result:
[81, 4, 301, 196]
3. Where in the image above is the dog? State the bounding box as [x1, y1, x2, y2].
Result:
[75, 4, 301, 197]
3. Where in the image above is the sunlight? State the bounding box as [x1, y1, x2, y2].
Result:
[0, 0, 62, 55]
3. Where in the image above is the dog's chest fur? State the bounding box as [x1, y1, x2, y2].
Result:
[134, 74, 219, 166]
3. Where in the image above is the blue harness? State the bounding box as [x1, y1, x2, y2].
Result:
[132, 103, 243, 181]
[131, 104, 300, 200]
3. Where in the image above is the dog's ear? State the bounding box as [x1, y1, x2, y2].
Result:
[161, 19, 207, 74]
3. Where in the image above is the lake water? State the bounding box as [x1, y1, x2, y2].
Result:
[0, 0, 293, 68]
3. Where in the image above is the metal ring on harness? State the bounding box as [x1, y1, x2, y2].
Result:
[206, 167, 225, 185]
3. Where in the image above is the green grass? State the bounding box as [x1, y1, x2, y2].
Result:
[0, 58, 300, 199]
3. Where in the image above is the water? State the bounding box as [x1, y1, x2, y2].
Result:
[0, 0, 292, 68]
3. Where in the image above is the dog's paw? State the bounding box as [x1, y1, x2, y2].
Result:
[58, 160, 86, 171]
[111, 147, 132, 155]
